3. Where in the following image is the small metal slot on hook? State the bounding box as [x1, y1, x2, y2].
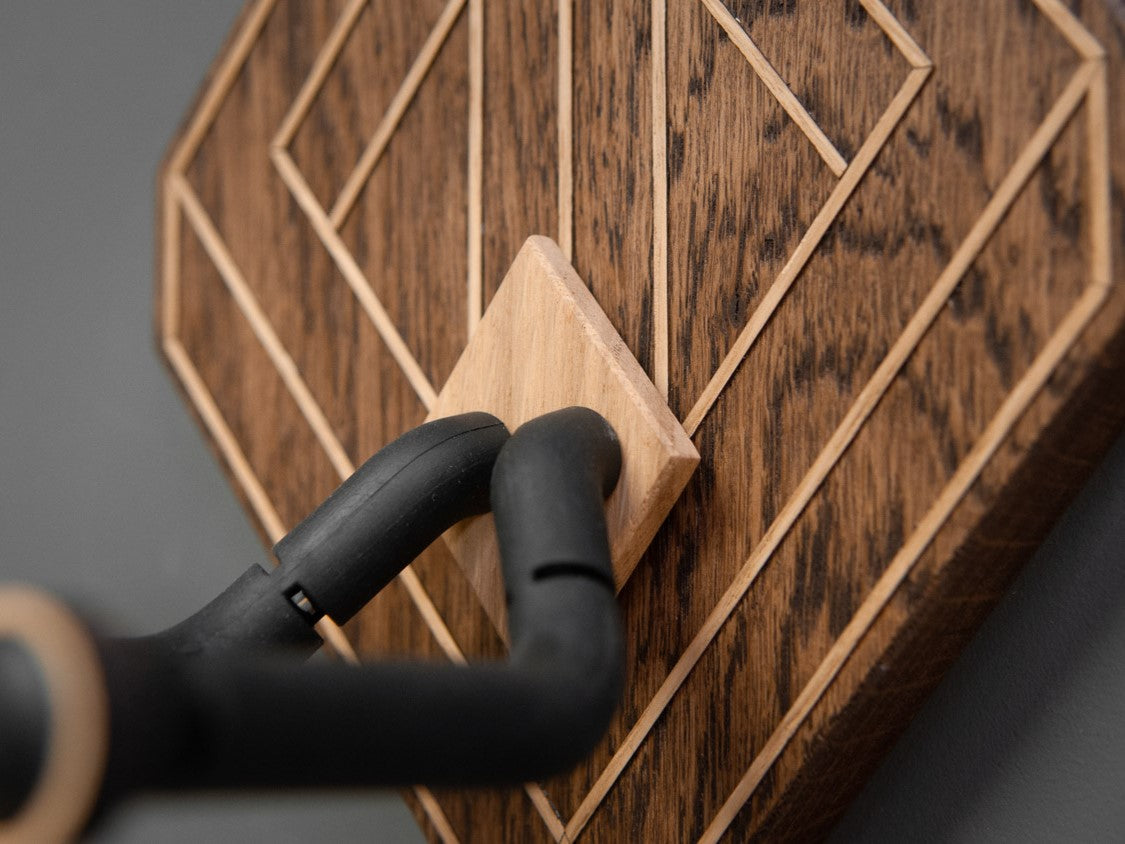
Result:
[284, 585, 321, 623]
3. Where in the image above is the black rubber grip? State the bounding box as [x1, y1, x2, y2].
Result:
[0, 407, 625, 824]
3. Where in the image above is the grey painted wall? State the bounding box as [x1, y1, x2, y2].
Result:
[0, 3, 1121, 842]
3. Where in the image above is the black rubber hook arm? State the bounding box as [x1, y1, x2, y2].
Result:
[0, 407, 624, 837]
[145, 411, 511, 657]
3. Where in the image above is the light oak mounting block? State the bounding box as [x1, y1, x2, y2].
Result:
[428, 235, 698, 636]
[157, 0, 1125, 841]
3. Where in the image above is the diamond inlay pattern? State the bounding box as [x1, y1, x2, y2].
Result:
[158, 0, 1119, 841]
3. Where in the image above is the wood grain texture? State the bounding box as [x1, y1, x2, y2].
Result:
[157, 0, 1125, 840]
[428, 236, 699, 633]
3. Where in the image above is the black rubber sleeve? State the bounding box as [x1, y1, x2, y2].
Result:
[142, 412, 510, 658]
[0, 407, 625, 821]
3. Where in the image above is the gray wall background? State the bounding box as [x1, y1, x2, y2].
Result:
[0, 3, 1120, 841]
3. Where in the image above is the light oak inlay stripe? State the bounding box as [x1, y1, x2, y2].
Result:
[415, 787, 462, 844]
[160, 177, 181, 343]
[174, 176, 354, 477]
[272, 0, 367, 149]
[699, 0, 848, 177]
[683, 0, 932, 435]
[164, 339, 287, 544]
[1035, 0, 1107, 59]
[861, 0, 931, 68]
[1086, 64, 1111, 290]
[558, 0, 574, 261]
[652, 0, 669, 399]
[329, 0, 468, 228]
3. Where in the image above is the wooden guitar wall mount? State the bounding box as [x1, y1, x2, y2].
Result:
[158, 0, 1125, 841]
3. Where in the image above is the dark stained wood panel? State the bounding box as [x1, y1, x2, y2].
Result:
[665, 0, 840, 417]
[572, 0, 655, 378]
[157, 0, 1125, 841]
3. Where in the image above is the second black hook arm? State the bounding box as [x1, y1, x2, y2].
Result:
[0, 407, 625, 825]
[143, 411, 512, 658]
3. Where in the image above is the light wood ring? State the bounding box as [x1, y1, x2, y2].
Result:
[0, 587, 108, 843]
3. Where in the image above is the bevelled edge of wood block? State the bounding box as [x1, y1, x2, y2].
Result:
[427, 235, 699, 635]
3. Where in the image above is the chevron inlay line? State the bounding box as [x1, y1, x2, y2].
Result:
[271, 0, 368, 150]
[564, 1, 1114, 837]
[699, 0, 848, 176]
[699, 67, 1111, 844]
[693, 3, 1112, 840]
[270, 148, 439, 408]
[160, 2, 499, 840]
[682, 0, 932, 435]
[170, 177, 461, 844]
[267, 3, 567, 838]
[564, 7, 931, 835]
[269, 0, 468, 409]
[166, 0, 278, 176]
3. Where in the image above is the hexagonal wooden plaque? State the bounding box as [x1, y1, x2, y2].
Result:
[158, 1, 1125, 841]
